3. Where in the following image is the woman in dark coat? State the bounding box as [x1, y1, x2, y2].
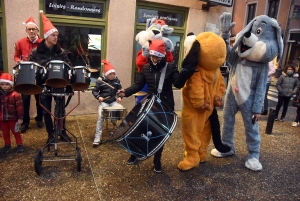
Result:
[118, 39, 195, 173]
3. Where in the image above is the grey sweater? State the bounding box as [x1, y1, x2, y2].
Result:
[276, 72, 299, 97]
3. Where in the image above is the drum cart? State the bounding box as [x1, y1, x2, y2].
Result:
[34, 88, 82, 176]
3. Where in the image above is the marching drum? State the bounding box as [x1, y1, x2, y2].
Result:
[45, 60, 72, 88]
[113, 94, 177, 160]
[102, 106, 127, 121]
[13, 62, 43, 95]
[71, 66, 91, 91]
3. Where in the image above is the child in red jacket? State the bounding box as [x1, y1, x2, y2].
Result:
[0, 73, 24, 154]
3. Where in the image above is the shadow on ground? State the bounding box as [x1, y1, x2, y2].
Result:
[0, 109, 299, 200]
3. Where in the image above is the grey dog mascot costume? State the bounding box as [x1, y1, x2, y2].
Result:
[211, 12, 283, 171]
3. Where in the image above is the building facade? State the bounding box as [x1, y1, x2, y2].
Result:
[0, 0, 233, 115]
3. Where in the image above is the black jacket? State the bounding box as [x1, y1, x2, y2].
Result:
[124, 59, 188, 110]
[29, 39, 71, 86]
[92, 77, 122, 104]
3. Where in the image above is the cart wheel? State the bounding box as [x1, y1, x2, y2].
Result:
[76, 147, 82, 172]
[34, 150, 43, 175]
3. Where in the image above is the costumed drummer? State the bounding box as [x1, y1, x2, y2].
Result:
[118, 39, 195, 173]
[92, 60, 123, 146]
[14, 16, 44, 133]
[29, 11, 72, 144]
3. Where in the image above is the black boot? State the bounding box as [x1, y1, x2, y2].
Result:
[154, 160, 162, 173]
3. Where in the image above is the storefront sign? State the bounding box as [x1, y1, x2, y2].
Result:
[200, 0, 233, 7]
[47, 1, 103, 15]
[138, 9, 183, 27]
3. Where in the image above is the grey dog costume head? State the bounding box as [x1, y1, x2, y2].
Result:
[231, 15, 283, 63]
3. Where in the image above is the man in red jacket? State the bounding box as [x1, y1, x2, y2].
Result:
[14, 16, 44, 133]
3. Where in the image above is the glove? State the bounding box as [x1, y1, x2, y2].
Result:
[196, 100, 211, 112]
[220, 12, 236, 40]
[214, 96, 224, 107]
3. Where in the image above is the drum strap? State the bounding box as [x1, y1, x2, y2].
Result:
[157, 63, 168, 97]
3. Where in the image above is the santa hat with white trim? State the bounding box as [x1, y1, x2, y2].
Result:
[39, 10, 58, 38]
[0, 73, 14, 86]
[23, 16, 39, 30]
[102, 60, 116, 77]
[149, 39, 166, 57]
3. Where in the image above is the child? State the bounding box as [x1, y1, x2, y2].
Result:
[0, 73, 24, 153]
[275, 64, 299, 121]
[92, 60, 123, 146]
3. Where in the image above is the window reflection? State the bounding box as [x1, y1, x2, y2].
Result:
[0, 20, 3, 72]
[55, 25, 102, 81]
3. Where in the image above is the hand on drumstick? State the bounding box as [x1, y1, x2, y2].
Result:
[117, 89, 125, 97]
[116, 97, 122, 103]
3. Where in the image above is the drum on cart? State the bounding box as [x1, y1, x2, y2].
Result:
[13, 62, 43, 95]
[45, 60, 72, 88]
[113, 94, 177, 160]
[71, 66, 91, 91]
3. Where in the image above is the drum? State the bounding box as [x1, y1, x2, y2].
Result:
[113, 94, 177, 160]
[13, 62, 43, 95]
[71, 66, 91, 91]
[45, 60, 71, 88]
[102, 106, 127, 121]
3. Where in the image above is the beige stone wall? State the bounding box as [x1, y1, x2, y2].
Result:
[2, 0, 232, 116]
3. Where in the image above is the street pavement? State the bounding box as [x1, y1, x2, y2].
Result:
[0, 76, 299, 200]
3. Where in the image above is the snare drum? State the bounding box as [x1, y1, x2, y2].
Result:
[113, 94, 177, 160]
[102, 106, 127, 121]
[13, 62, 43, 95]
[45, 60, 71, 88]
[71, 66, 91, 91]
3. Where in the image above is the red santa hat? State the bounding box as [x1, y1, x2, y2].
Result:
[149, 39, 166, 57]
[23, 16, 39, 30]
[0, 73, 14, 86]
[102, 60, 116, 77]
[39, 10, 58, 38]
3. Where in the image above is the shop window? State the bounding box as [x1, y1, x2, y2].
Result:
[41, 0, 107, 86]
[0, 1, 3, 72]
[134, 3, 187, 83]
[55, 25, 101, 82]
[246, 3, 257, 25]
[0, 20, 3, 72]
[45, 0, 104, 18]
[267, 0, 280, 19]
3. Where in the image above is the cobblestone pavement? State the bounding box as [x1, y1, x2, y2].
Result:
[0, 106, 299, 201]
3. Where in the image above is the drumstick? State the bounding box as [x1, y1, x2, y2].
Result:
[97, 77, 117, 91]
[103, 96, 110, 100]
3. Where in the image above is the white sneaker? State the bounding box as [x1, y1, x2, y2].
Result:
[210, 148, 235, 158]
[292, 122, 299, 127]
[93, 135, 101, 146]
[245, 158, 262, 171]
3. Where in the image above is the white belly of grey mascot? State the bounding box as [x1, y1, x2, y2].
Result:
[211, 12, 283, 171]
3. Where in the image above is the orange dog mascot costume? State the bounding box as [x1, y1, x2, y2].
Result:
[178, 32, 226, 171]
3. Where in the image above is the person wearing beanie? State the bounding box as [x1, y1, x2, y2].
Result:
[0, 73, 24, 154]
[14, 16, 44, 133]
[92, 60, 123, 146]
[117, 39, 196, 173]
[29, 11, 72, 144]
